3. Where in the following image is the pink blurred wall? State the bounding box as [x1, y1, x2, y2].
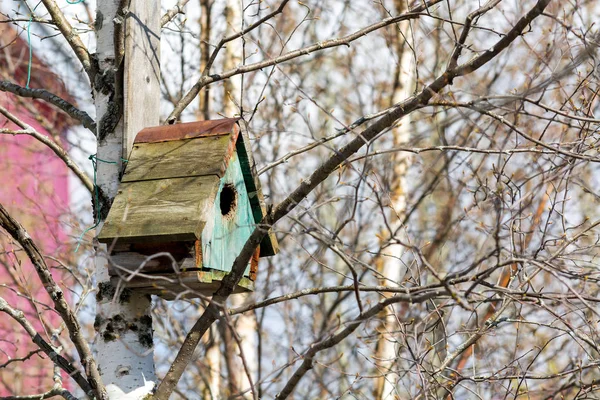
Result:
[0, 24, 77, 396]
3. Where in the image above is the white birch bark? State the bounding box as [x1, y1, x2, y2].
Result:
[374, 13, 414, 400]
[94, 0, 159, 397]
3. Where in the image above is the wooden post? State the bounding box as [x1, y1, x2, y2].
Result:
[94, 0, 160, 397]
[123, 0, 161, 156]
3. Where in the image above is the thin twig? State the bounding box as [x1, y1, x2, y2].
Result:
[160, 0, 190, 27]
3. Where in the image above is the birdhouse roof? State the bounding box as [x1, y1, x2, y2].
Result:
[134, 118, 240, 144]
[98, 118, 277, 257]
[122, 118, 241, 183]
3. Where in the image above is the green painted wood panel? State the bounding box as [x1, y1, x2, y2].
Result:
[98, 175, 220, 243]
[235, 134, 279, 256]
[122, 134, 234, 182]
[202, 151, 255, 275]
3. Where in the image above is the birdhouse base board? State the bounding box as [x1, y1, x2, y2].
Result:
[110, 269, 254, 300]
[108, 249, 195, 277]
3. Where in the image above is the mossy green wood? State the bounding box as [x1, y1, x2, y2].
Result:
[122, 135, 232, 182]
[99, 175, 219, 243]
[98, 131, 234, 244]
[202, 151, 254, 276]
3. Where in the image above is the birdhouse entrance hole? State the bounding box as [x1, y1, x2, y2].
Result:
[220, 184, 237, 217]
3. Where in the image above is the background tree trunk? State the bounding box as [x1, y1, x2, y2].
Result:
[223, 1, 259, 398]
[374, 2, 414, 397]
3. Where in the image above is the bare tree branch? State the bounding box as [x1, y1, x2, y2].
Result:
[273, 291, 447, 399]
[0, 203, 106, 399]
[165, 0, 443, 123]
[160, 0, 190, 27]
[0, 296, 92, 396]
[0, 389, 79, 400]
[0, 80, 96, 133]
[39, 0, 96, 85]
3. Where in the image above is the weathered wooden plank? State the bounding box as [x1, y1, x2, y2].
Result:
[107, 240, 197, 276]
[123, 0, 160, 156]
[112, 270, 254, 300]
[108, 253, 195, 276]
[98, 175, 219, 243]
[109, 252, 164, 275]
[122, 135, 235, 182]
[111, 240, 195, 258]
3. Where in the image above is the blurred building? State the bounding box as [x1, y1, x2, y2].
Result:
[0, 22, 77, 395]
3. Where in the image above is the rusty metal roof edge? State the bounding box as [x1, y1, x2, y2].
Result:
[220, 122, 241, 175]
[134, 118, 240, 144]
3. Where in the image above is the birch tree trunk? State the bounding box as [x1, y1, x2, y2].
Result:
[374, 3, 414, 398]
[204, 326, 221, 399]
[224, 1, 259, 398]
[195, 2, 223, 398]
[93, 0, 160, 397]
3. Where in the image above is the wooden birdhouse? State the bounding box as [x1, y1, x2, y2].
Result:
[97, 118, 278, 300]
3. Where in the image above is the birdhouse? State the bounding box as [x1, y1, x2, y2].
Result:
[97, 118, 277, 300]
